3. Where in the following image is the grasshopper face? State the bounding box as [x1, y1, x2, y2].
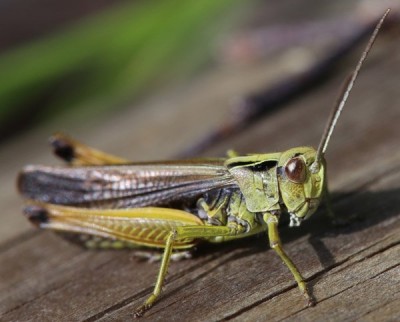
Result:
[277, 147, 326, 226]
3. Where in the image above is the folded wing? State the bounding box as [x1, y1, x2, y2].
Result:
[18, 160, 237, 208]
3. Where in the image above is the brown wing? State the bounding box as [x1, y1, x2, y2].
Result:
[18, 159, 237, 208]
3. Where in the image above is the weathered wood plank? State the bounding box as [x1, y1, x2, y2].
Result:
[1, 2, 400, 321]
[2, 79, 398, 321]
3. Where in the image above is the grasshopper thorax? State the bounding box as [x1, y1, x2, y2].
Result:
[277, 146, 326, 226]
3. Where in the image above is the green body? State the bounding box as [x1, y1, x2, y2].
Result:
[185, 146, 327, 245]
[223, 146, 326, 227]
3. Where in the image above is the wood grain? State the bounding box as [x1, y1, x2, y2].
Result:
[1, 1, 399, 321]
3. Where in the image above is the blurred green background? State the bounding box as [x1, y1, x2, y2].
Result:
[0, 0, 245, 143]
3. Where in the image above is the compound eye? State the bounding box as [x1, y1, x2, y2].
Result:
[285, 157, 306, 183]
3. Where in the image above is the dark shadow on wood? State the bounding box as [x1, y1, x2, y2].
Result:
[307, 187, 400, 266]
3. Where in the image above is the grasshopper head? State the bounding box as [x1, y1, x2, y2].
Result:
[273, 9, 388, 227]
[277, 147, 326, 226]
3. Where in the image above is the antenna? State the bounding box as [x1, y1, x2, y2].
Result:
[313, 9, 390, 169]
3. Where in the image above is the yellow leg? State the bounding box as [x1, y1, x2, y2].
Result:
[133, 232, 176, 318]
[133, 225, 238, 318]
[264, 213, 315, 306]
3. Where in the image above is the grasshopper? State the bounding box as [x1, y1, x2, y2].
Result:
[18, 10, 389, 317]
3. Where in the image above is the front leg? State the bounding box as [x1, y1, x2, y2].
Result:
[263, 213, 315, 306]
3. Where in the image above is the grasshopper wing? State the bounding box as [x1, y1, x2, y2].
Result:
[18, 160, 237, 208]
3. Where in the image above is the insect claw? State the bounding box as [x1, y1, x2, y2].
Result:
[307, 298, 316, 307]
[306, 292, 316, 307]
[132, 306, 146, 319]
[133, 304, 151, 318]
[303, 289, 316, 307]
[133, 298, 156, 318]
